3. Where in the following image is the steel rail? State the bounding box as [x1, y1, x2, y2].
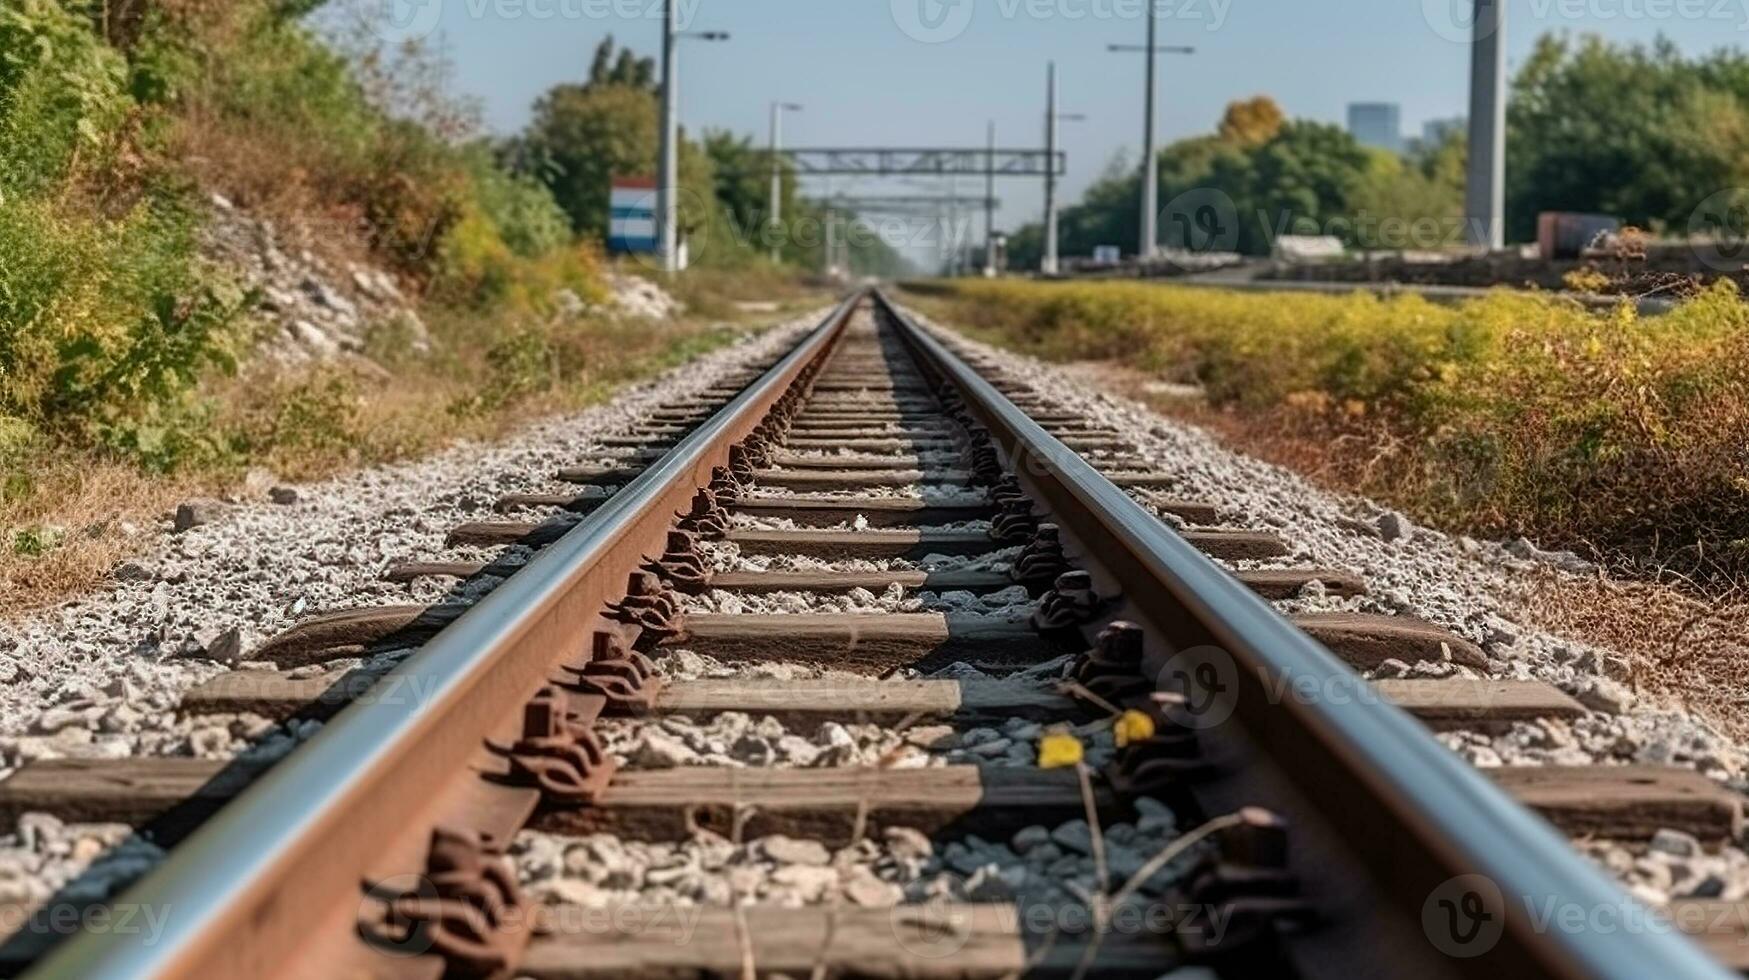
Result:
[873, 290, 1730, 980]
[30, 295, 861, 979]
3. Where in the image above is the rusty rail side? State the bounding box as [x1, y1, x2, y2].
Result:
[30, 295, 861, 980]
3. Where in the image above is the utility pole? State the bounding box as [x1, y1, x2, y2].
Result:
[1041, 64, 1087, 276]
[948, 177, 961, 276]
[657, 0, 679, 273]
[985, 121, 997, 276]
[655, 3, 728, 273]
[1110, 20, 1194, 262]
[1464, 0, 1507, 250]
[1140, 4, 1157, 262]
[823, 175, 835, 278]
[1043, 62, 1060, 276]
[768, 102, 802, 263]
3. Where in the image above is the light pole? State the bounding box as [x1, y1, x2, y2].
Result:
[656, 1, 728, 273]
[985, 121, 998, 276]
[823, 174, 836, 278]
[947, 176, 962, 277]
[1042, 62, 1087, 276]
[768, 101, 803, 262]
[1110, 10, 1194, 262]
[658, 1, 679, 272]
[1465, 0, 1506, 250]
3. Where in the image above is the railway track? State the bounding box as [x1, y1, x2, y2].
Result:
[1, 291, 1743, 978]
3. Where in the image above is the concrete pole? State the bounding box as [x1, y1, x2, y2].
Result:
[768, 103, 783, 263]
[658, 0, 680, 272]
[985, 121, 998, 276]
[823, 175, 835, 278]
[1464, 0, 1506, 250]
[948, 177, 961, 276]
[1140, 0, 1159, 261]
[1043, 62, 1060, 276]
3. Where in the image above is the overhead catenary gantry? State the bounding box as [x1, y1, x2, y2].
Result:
[809, 194, 1000, 277]
[765, 147, 1064, 277]
[710, 145, 1059, 276]
[815, 195, 1000, 216]
[779, 148, 1065, 178]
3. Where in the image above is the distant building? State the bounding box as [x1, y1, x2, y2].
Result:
[1347, 102, 1403, 154]
[1421, 116, 1466, 148]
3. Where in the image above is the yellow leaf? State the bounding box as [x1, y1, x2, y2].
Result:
[1037, 731, 1084, 770]
[1114, 710, 1157, 748]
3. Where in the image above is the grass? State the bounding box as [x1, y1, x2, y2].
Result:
[661, 263, 843, 322]
[903, 278, 1749, 588]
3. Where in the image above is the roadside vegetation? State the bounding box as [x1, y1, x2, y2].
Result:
[0, 2, 850, 607]
[907, 279, 1749, 587]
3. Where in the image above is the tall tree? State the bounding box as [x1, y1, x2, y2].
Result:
[1507, 34, 1749, 239]
[585, 36, 655, 91]
[521, 83, 658, 238]
[1217, 95, 1285, 147]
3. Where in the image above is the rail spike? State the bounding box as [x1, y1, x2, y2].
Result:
[743, 432, 774, 469]
[1031, 570, 1103, 633]
[366, 825, 530, 976]
[989, 496, 1041, 543]
[1106, 699, 1208, 795]
[1011, 523, 1071, 592]
[965, 439, 1004, 485]
[989, 474, 1028, 507]
[677, 487, 729, 539]
[646, 529, 709, 595]
[707, 465, 743, 507]
[503, 686, 616, 802]
[727, 445, 756, 486]
[560, 631, 664, 713]
[1071, 621, 1152, 705]
[1168, 808, 1313, 962]
[608, 570, 683, 649]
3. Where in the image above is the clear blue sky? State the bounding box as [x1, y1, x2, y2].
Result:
[344, 0, 1746, 250]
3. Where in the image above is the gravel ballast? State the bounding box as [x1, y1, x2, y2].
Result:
[513, 796, 1195, 912]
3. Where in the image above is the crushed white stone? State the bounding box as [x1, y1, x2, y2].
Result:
[698, 540, 1022, 576]
[683, 584, 1034, 619]
[513, 797, 1193, 911]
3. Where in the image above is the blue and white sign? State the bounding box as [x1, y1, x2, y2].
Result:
[609, 178, 659, 254]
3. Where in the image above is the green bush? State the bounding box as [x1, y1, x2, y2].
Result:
[0, 0, 130, 196]
[465, 147, 573, 259]
[920, 279, 1749, 579]
[257, 374, 362, 457]
[0, 2, 263, 474]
